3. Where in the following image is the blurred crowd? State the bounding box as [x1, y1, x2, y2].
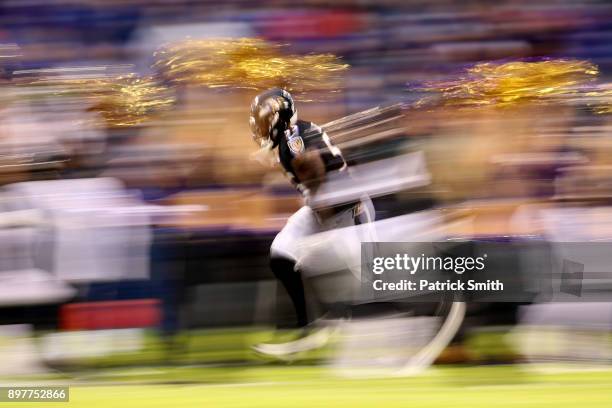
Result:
[0, 0, 610, 194]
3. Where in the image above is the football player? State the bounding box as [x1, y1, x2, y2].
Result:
[249, 88, 373, 358]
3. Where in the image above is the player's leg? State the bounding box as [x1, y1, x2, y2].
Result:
[269, 256, 308, 328]
[268, 206, 320, 328]
[254, 206, 337, 358]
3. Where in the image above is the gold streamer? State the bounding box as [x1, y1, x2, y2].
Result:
[419, 60, 599, 109]
[26, 73, 175, 128]
[586, 86, 612, 114]
[153, 38, 348, 97]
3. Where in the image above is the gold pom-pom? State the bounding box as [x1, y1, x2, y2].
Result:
[153, 38, 348, 98]
[586, 86, 612, 114]
[419, 59, 599, 109]
[89, 74, 176, 127]
[25, 73, 175, 128]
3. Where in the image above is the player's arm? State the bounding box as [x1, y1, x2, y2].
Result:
[291, 150, 337, 220]
[291, 124, 345, 193]
[291, 123, 350, 217]
[291, 150, 326, 195]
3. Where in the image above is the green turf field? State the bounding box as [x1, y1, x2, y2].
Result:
[3, 365, 612, 407]
[1, 328, 610, 407]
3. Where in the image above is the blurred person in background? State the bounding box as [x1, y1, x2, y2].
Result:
[249, 88, 374, 358]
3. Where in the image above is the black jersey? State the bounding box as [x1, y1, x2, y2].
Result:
[278, 120, 345, 190]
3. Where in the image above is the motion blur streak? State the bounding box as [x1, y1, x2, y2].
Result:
[153, 38, 348, 97]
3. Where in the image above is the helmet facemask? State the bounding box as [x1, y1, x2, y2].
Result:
[249, 89, 296, 148]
